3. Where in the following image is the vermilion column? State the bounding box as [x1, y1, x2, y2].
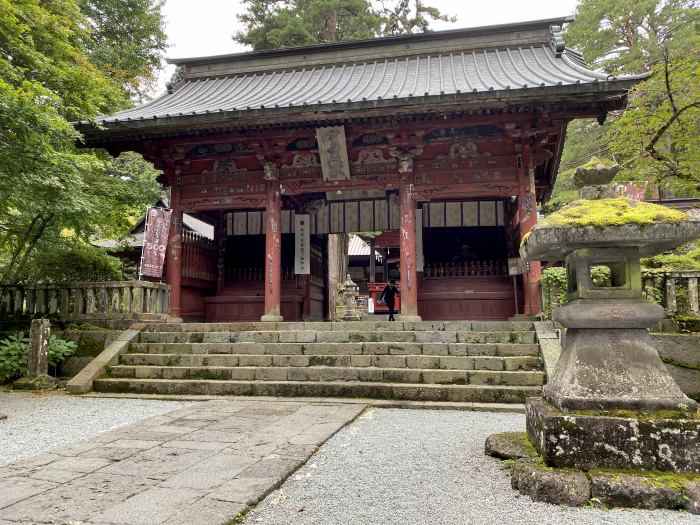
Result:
[397, 154, 421, 322]
[519, 147, 542, 316]
[166, 182, 183, 319]
[262, 163, 284, 322]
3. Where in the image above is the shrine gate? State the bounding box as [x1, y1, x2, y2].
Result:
[77, 17, 642, 323]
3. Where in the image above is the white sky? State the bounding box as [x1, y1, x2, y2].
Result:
[158, 0, 580, 93]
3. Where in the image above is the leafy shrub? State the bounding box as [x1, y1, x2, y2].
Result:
[0, 333, 29, 381]
[0, 332, 77, 382]
[25, 245, 123, 283]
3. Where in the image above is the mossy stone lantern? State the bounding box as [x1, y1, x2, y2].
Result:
[516, 160, 700, 475]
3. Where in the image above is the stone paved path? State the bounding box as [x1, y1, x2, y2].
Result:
[0, 399, 365, 525]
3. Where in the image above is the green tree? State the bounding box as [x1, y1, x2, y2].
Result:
[235, 0, 454, 50]
[78, 0, 168, 99]
[551, 0, 700, 209]
[0, 0, 164, 284]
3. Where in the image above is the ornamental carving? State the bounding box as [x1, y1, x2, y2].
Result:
[290, 153, 320, 168]
[352, 133, 389, 147]
[203, 159, 248, 175]
[390, 146, 423, 173]
[355, 149, 389, 164]
[436, 141, 492, 161]
[263, 162, 280, 182]
[186, 142, 252, 159]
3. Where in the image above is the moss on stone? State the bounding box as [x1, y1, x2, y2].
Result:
[562, 407, 699, 420]
[589, 468, 699, 492]
[538, 198, 687, 230]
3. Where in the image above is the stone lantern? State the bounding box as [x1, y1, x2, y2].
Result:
[341, 274, 361, 321]
[486, 159, 700, 511]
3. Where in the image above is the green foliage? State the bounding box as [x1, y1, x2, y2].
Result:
[48, 336, 77, 367]
[0, 1, 164, 284]
[540, 267, 568, 320]
[548, 1, 700, 211]
[642, 246, 700, 270]
[24, 245, 123, 283]
[234, 0, 455, 50]
[538, 198, 686, 229]
[0, 332, 76, 382]
[0, 333, 29, 382]
[77, 0, 167, 100]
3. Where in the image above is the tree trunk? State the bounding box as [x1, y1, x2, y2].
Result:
[328, 8, 338, 43]
[326, 232, 348, 319]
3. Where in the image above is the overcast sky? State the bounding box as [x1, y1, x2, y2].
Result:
[158, 0, 580, 91]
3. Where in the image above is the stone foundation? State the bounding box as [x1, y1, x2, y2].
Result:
[526, 398, 700, 473]
[486, 429, 700, 513]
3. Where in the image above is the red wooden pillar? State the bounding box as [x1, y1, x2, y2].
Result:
[519, 146, 542, 315]
[262, 162, 284, 322]
[397, 154, 421, 321]
[166, 182, 183, 319]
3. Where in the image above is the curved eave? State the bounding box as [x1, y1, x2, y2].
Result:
[77, 79, 640, 146]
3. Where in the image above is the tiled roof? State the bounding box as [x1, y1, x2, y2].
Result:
[78, 19, 644, 134]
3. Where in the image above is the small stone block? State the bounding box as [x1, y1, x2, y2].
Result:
[511, 458, 590, 507]
[589, 471, 688, 510]
[484, 432, 537, 460]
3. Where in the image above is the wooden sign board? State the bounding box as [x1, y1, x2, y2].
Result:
[508, 258, 527, 276]
[316, 126, 350, 182]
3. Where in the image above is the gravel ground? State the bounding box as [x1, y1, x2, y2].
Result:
[0, 391, 193, 465]
[244, 408, 700, 525]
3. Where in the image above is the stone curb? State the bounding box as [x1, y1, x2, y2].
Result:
[78, 393, 527, 413]
[533, 321, 560, 381]
[65, 323, 147, 394]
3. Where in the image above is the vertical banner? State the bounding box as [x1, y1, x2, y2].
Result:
[416, 209, 424, 272]
[294, 214, 310, 274]
[140, 207, 172, 278]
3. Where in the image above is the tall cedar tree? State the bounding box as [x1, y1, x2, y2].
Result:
[235, 0, 455, 50]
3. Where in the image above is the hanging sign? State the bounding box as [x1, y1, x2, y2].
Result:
[416, 210, 424, 272]
[140, 207, 172, 278]
[294, 214, 310, 274]
[316, 126, 350, 181]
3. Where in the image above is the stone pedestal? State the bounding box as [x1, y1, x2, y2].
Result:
[527, 398, 700, 473]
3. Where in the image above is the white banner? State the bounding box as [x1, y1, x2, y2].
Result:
[294, 214, 310, 274]
[416, 209, 424, 272]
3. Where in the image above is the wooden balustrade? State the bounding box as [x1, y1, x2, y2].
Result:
[423, 260, 507, 279]
[225, 267, 296, 282]
[182, 231, 217, 282]
[0, 281, 169, 321]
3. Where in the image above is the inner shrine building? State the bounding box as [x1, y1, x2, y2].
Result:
[77, 17, 641, 323]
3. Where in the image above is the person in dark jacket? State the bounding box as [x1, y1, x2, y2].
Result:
[379, 280, 400, 321]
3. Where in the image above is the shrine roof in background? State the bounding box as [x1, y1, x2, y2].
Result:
[75, 17, 645, 144]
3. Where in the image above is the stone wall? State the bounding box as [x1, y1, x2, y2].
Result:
[54, 330, 118, 378]
[652, 333, 700, 401]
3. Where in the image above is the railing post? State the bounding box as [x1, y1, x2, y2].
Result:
[688, 277, 699, 315]
[85, 287, 96, 314]
[60, 288, 70, 321]
[74, 288, 84, 317]
[132, 284, 143, 314]
[665, 276, 677, 316]
[98, 286, 108, 314]
[13, 287, 24, 316]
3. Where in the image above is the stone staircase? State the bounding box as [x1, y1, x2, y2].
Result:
[93, 321, 546, 402]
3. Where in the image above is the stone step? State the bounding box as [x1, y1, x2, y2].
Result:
[141, 321, 535, 333]
[138, 330, 537, 345]
[92, 378, 542, 403]
[108, 365, 546, 386]
[120, 353, 543, 371]
[129, 342, 541, 357]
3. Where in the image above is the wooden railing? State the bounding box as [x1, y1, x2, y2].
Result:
[225, 267, 296, 282]
[0, 281, 169, 321]
[182, 231, 217, 282]
[423, 260, 507, 279]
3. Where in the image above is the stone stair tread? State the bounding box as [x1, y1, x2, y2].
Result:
[92, 377, 541, 402]
[107, 365, 544, 385]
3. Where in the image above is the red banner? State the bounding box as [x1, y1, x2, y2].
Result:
[140, 207, 172, 278]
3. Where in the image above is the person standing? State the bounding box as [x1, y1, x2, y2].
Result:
[379, 279, 400, 321]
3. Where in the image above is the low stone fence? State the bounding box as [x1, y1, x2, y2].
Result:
[541, 269, 700, 321]
[0, 281, 169, 324]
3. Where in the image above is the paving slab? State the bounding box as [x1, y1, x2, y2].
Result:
[0, 399, 366, 524]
